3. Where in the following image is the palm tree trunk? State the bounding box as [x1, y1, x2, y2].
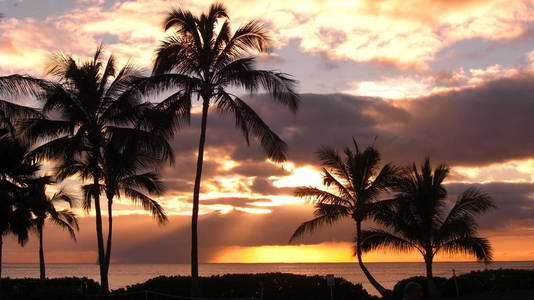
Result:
[93, 177, 109, 293]
[425, 254, 440, 298]
[104, 195, 113, 282]
[190, 97, 210, 296]
[355, 221, 389, 296]
[38, 222, 46, 280]
[0, 234, 3, 282]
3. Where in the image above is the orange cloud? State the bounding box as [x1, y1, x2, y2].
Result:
[1, 0, 532, 74]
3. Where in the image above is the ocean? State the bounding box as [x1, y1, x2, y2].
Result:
[3, 261, 534, 295]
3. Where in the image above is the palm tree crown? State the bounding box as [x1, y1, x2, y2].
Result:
[361, 158, 495, 296]
[146, 2, 299, 159]
[290, 140, 399, 296]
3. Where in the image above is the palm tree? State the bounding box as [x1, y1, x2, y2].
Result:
[290, 140, 399, 296]
[0, 129, 37, 280]
[144, 3, 299, 288]
[0, 76, 42, 280]
[56, 136, 168, 281]
[25, 177, 78, 280]
[19, 45, 173, 292]
[360, 158, 495, 297]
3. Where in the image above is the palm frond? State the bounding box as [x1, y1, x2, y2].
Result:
[0, 75, 50, 98]
[317, 147, 351, 183]
[50, 209, 79, 240]
[439, 236, 493, 263]
[223, 69, 299, 111]
[19, 118, 74, 143]
[289, 207, 348, 243]
[321, 168, 354, 200]
[358, 229, 415, 254]
[123, 188, 167, 224]
[106, 126, 174, 164]
[216, 93, 287, 162]
[215, 20, 271, 68]
[120, 172, 165, 195]
[294, 186, 352, 207]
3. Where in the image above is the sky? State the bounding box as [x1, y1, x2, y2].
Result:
[2, 0, 534, 264]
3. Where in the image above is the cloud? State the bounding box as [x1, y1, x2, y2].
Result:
[1, 0, 533, 75]
[5, 181, 534, 263]
[129, 73, 534, 212]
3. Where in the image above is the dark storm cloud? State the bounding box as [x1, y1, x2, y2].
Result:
[160, 73, 534, 198]
[224, 73, 534, 167]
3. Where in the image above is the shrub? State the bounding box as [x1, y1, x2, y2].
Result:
[387, 269, 534, 299]
[387, 276, 447, 300]
[114, 273, 378, 300]
[441, 269, 534, 297]
[0, 277, 99, 300]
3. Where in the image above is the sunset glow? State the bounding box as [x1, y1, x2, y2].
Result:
[2, 0, 534, 268]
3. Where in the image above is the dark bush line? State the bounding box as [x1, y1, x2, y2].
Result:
[386, 269, 534, 299]
[0, 277, 99, 300]
[2, 269, 534, 300]
[115, 273, 376, 300]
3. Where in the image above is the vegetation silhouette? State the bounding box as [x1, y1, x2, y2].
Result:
[141, 2, 299, 293]
[12, 45, 173, 293]
[0, 129, 36, 280]
[88, 136, 169, 276]
[290, 140, 400, 296]
[25, 177, 78, 280]
[0, 78, 43, 281]
[361, 158, 495, 297]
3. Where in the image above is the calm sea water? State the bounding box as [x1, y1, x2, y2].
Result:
[4, 261, 534, 295]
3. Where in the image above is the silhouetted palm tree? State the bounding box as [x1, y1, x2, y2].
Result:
[361, 158, 494, 297]
[19, 45, 173, 292]
[290, 141, 399, 296]
[56, 138, 168, 279]
[144, 3, 299, 289]
[25, 177, 78, 280]
[0, 129, 37, 279]
[0, 76, 42, 280]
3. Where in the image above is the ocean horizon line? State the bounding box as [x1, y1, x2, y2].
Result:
[5, 260, 534, 265]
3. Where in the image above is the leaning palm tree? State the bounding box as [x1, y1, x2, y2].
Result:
[25, 177, 78, 280]
[19, 45, 173, 292]
[144, 3, 299, 288]
[360, 158, 495, 297]
[290, 140, 399, 296]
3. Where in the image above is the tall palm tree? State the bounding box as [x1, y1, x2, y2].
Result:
[145, 3, 299, 288]
[25, 177, 78, 280]
[19, 45, 173, 292]
[360, 158, 494, 297]
[0, 129, 37, 279]
[290, 140, 399, 296]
